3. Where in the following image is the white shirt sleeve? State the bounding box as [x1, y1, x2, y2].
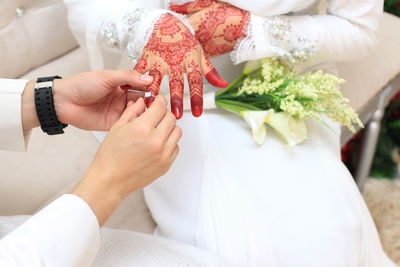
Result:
[63, 0, 192, 70]
[230, 0, 383, 65]
[0, 194, 100, 267]
[0, 79, 30, 152]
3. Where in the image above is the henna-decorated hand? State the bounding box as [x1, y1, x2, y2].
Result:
[170, 0, 250, 58]
[134, 14, 228, 119]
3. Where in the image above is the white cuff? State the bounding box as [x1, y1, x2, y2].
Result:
[0, 79, 30, 152]
[0, 194, 100, 267]
[231, 15, 319, 65]
[99, 3, 193, 65]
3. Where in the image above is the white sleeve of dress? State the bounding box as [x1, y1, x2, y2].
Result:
[63, 0, 192, 70]
[0, 79, 30, 152]
[230, 0, 384, 65]
[0, 194, 100, 267]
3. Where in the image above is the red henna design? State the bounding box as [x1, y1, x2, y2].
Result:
[147, 67, 163, 106]
[135, 57, 149, 73]
[144, 15, 198, 70]
[136, 13, 226, 118]
[169, 65, 184, 119]
[158, 16, 181, 37]
[185, 0, 250, 58]
[223, 24, 244, 42]
[198, 5, 249, 57]
[204, 58, 214, 71]
[187, 60, 204, 117]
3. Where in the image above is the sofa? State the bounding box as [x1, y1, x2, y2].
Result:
[1, 0, 400, 234]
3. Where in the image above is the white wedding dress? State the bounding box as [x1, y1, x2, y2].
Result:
[65, 0, 397, 266]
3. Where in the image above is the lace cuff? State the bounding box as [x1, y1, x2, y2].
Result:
[231, 14, 320, 65]
[99, 2, 193, 65]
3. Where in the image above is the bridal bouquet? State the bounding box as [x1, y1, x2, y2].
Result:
[214, 58, 363, 146]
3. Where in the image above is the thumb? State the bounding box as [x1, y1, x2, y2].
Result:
[170, 0, 211, 14]
[113, 98, 147, 128]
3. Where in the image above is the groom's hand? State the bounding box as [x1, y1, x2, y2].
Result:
[72, 96, 181, 225]
[52, 70, 154, 131]
[134, 14, 228, 119]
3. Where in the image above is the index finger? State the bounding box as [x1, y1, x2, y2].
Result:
[138, 95, 168, 128]
[105, 70, 153, 89]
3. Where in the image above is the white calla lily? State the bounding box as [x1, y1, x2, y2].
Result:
[243, 60, 262, 75]
[265, 111, 308, 146]
[241, 110, 274, 145]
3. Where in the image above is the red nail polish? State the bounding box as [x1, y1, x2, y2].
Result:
[169, 3, 190, 14]
[191, 96, 203, 117]
[205, 69, 229, 88]
[145, 97, 155, 108]
[121, 85, 132, 91]
[171, 95, 183, 119]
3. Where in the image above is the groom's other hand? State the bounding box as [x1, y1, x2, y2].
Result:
[72, 96, 181, 225]
[52, 70, 154, 131]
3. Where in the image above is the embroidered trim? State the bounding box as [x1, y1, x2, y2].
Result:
[232, 15, 319, 65]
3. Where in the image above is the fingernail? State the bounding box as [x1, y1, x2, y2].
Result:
[169, 3, 189, 14]
[205, 69, 229, 88]
[145, 97, 155, 108]
[171, 96, 183, 119]
[191, 96, 203, 117]
[140, 75, 153, 82]
[121, 85, 132, 91]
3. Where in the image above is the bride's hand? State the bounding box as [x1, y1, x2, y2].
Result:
[134, 14, 228, 119]
[170, 0, 250, 58]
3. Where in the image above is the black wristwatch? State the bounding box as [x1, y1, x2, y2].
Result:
[34, 76, 68, 135]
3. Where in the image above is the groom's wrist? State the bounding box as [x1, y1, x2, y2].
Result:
[71, 168, 124, 226]
[52, 79, 68, 125]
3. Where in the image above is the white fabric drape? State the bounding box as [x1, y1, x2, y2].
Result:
[64, 0, 190, 71]
[67, 0, 397, 266]
[0, 214, 235, 267]
[0, 195, 100, 267]
[0, 77, 233, 266]
[0, 79, 30, 151]
[227, 0, 383, 64]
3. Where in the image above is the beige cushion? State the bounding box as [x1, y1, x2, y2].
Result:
[0, 0, 78, 78]
[20, 47, 90, 79]
[338, 13, 400, 113]
[0, 126, 97, 215]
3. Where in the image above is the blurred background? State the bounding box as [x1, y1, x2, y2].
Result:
[1, 0, 400, 263]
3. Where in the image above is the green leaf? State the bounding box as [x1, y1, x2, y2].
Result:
[215, 99, 262, 114]
[216, 73, 247, 97]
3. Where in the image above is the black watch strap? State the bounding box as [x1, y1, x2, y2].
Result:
[34, 76, 68, 135]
